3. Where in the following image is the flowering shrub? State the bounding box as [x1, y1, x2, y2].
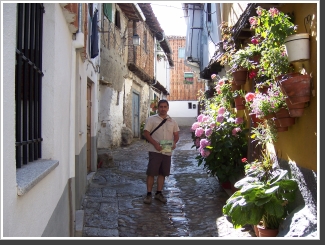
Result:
[191, 107, 249, 184]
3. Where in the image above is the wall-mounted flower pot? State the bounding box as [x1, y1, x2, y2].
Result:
[232, 68, 247, 85]
[234, 96, 246, 110]
[277, 73, 311, 105]
[274, 118, 288, 132]
[231, 83, 241, 91]
[275, 107, 295, 127]
[285, 98, 305, 117]
[284, 33, 310, 63]
[250, 113, 264, 127]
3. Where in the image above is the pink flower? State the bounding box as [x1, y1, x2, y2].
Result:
[218, 80, 225, 86]
[232, 127, 241, 136]
[205, 128, 213, 137]
[249, 16, 257, 27]
[191, 122, 201, 131]
[195, 127, 204, 137]
[202, 115, 210, 122]
[241, 158, 247, 163]
[251, 38, 258, 45]
[217, 115, 224, 123]
[218, 107, 226, 115]
[211, 74, 217, 80]
[200, 148, 210, 158]
[209, 122, 216, 128]
[245, 92, 256, 102]
[268, 7, 279, 17]
[197, 114, 204, 122]
[256, 6, 263, 16]
[235, 117, 244, 124]
[200, 138, 211, 149]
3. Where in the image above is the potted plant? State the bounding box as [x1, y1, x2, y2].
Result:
[222, 151, 298, 235]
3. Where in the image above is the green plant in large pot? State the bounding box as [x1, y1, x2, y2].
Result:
[222, 151, 298, 233]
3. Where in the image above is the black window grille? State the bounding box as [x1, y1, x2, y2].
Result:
[15, 3, 44, 168]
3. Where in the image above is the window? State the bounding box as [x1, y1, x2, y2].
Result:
[193, 104, 196, 109]
[188, 102, 192, 109]
[15, 3, 44, 168]
[103, 3, 112, 22]
[115, 10, 121, 29]
[143, 29, 148, 52]
[207, 3, 211, 22]
[178, 47, 185, 59]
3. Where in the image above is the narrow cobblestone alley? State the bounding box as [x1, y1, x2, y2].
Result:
[81, 126, 255, 238]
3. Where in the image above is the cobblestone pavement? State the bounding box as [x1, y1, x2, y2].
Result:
[81, 126, 255, 238]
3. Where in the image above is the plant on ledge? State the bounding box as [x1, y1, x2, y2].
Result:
[222, 151, 298, 230]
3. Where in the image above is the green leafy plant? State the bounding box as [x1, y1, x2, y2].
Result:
[223, 151, 298, 229]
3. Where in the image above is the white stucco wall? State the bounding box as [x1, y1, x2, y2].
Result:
[2, 3, 92, 237]
[168, 101, 199, 126]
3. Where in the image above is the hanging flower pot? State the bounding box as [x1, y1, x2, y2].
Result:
[250, 113, 264, 127]
[274, 118, 288, 132]
[284, 33, 310, 63]
[232, 68, 247, 85]
[234, 95, 246, 110]
[275, 107, 295, 127]
[231, 82, 241, 91]
[285, 98, 305, 117]
[261, 112, 276, 120]
[277, 73, 311, 105]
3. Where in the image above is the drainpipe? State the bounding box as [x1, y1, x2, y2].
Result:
[216, 3, 222, 42]
[133, 3, 146, 22]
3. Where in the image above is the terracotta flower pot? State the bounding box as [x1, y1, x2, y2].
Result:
[253, 225, 260, 237]
[275, 107, 295, 127]
[250, 113, 264, 127]
[277, 73, 311, 104]
[257, 225, 279, 237]
[234, 96, 246, 110]
[231, 83, 242, 91]
[285, 98, 305, 117]
[232, 68, 247, 85]
[261, 112, 276, 120]
[274, 118, 288, 132]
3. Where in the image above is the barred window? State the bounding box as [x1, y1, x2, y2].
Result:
[15, 3, 44, 168]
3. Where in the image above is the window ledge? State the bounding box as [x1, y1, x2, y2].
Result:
[16, 159, 59, 196]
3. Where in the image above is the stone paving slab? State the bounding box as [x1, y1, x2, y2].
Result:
[80, 126, 255, 238]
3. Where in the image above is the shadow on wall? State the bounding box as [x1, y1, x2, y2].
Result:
[277, 159, 318, 237]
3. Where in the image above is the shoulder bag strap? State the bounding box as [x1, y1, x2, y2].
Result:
[150, 118, 167, 136]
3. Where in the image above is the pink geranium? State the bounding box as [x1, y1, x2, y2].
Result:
[195, 127, 204, 137]
[205, 128, 213, 137]
[218, 107, 226, 115]
[200, 148, 210, 158]
[232, 127, 241, 136]
[197, 114, 204, 122]
[217, 115, 224, 123]
[191, 122, 201, 131]
[235, 117, 244, 124]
